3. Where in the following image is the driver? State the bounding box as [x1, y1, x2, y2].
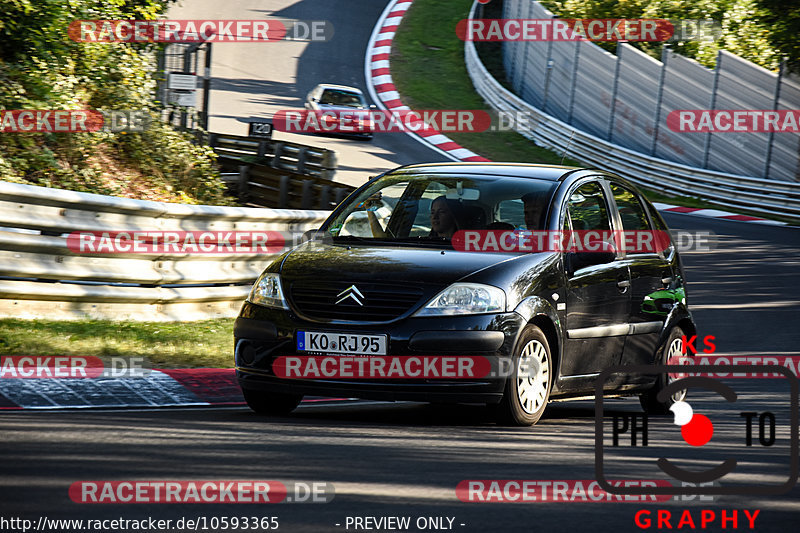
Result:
[429, 196, 462, 239]
[522, 192, 546, 230]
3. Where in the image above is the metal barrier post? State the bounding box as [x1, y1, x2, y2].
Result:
[606, 42, 622, 141]
[272, 142, 284, 168]
[201, 43, 212, 131]
[650, 45, 669, 156]
[335, 188, 349, 205]
[319, 185, 331, 209]
[301, 180, 314, 209]
[764, 61, 784, 179]
[321, 150, 337, 180]
[566, 41, 581, 124]
[297, 148, 307, 174]
[702, 50, 722, 169]
[238, 165, 250, 200]
[279, 175, 290, 208]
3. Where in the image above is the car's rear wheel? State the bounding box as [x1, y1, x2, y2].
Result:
[495, 325, 552, 426]
[242, 389, 303, 415]
[640, 326, 687, 414]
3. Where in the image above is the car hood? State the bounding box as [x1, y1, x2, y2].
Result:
[279, 242, 553, 292]
[281, 242, 513, 283]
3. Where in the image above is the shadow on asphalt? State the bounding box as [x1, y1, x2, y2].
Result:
[230, 399, 653, 428]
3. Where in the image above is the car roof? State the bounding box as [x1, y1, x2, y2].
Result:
[314, 84, 364, 94]
[380, 163, 646, 199]
[391, 162, 590, 181]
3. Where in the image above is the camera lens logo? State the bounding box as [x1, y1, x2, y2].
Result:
[670, 401, 713, 446]
[594, 364, 799, 496]
[655, 377, 738, 485]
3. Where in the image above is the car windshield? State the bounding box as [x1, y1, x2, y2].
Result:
[319, 89, 367, 108]
[323, 173, 558, 247]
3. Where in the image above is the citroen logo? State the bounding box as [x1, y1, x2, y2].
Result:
[336, 285, 364, 306]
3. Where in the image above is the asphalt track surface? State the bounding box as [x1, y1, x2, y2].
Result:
[2, 1, 799, 532]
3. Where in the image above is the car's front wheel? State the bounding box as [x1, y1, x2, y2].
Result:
[242, 388, 303, 415]
[495, 325, 552, 426]
[639, 326, 688, 414]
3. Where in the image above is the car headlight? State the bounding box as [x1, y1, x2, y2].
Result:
[414, 283, 506, 316]
[247, 272, 288, 309]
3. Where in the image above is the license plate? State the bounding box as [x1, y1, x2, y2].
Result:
[297, 331, 387, 355]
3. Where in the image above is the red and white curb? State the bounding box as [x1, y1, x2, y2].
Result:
[365, 0, 489, 163]
[653, 203, 787, 226]
[0, 368, 348, 410]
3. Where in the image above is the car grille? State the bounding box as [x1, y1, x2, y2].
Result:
[289, 281, 426, 322]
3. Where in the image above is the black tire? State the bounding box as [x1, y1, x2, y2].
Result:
[242, 388, 303, 415]
[494, 325, 552, 426]
[640, 326, 688, 414]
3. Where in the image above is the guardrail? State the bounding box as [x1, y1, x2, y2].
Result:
[464, 3, 800, 223]
[0, 181, 330, 321]
[209, 133, 354, 210]
[209, 133, 338, 180]
[218, 156, 355, 210]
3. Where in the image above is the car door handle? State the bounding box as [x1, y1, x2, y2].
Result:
[661, 276, 673, 285]
[617, 280, 630, 289]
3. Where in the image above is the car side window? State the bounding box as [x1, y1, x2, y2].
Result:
[644, 199, 675, 258]
[319, 90, 336, 105]
[610, 183, 651, 231]
[566, 181, 612, 231]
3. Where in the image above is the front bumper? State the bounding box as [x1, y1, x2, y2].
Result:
[234, 301, 526, 403]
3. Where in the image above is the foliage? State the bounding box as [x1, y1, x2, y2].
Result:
[753, 0, 800, 73]
[540, 0, 782, 71]
[0, 0, 234, 205]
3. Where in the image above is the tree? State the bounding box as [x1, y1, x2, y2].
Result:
[754, 0, 800, 73]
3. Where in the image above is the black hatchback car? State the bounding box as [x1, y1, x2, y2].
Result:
[235, 163, 696, 425]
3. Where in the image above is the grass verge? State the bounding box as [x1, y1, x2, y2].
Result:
[390, 0, 793, 224]
[390, 0, 578, 166]
[0, 318, 234, 369]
